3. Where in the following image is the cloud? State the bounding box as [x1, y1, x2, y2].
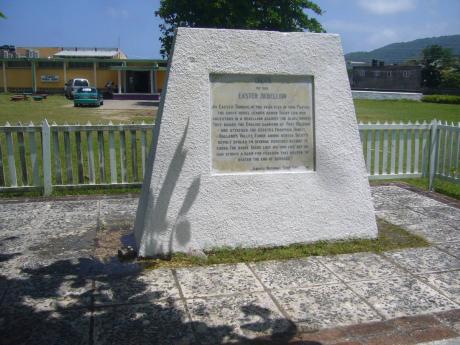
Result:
[357, 0, 416, 15]
[324, 20, 374, 33]
[106, 6, 129, 19]
[368, 29, 398, 46]
[324, 20, 402, 50]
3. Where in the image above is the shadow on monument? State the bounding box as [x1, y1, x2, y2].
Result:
[136, 119, 202, 257]
[0, 252, 313, 344]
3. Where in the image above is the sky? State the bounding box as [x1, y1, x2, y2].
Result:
[0, 0, 459, 59]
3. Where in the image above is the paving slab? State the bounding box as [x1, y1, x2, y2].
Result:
[350, 276, 458, 319]
[1, 186, 460, 344]
[92, 300, 194, 345]
[271, 283, 382, 330]
[371, 186, 445, 208]
[175, 263, 263, 298]
[404, 223, 460, 243]
[0, 202, 50, 233]
[186, 292, 294, 344]
[249, 258, 338, 290]
[384, 248, 460, 274]
[420, 338, 460, 345]
[435, 309, 460, 334]
[317, 252, 405, 282]
[94, 269, 180, 306]
[0, 307, 91, 345]
[28, 200, 99, 237]
[99, 198, 139, 230]
[437, 242, 460, 259]
[2, 275, 93, 311]
[375, 208, 430, 227]
[419, 271, 460, 305]
[410, 204, 460, 221]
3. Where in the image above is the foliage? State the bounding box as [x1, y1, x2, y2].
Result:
[421, 45, 458, 88]
[421, 44, 453, 68]
[421, 94, 460, 105]
[155, 0, 325, 57]
[440, 67, 460, 88]
[0, 11, 5, 19]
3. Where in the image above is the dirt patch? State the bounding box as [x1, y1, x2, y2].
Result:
[94, 225, 134, 261]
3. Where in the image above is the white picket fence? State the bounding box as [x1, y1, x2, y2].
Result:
[0, 120, 155, 195]
[358, 120, 460, 189]
[0, 120, 458, 195]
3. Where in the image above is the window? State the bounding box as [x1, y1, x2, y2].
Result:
[374, 71, 380, 77]
[403, 71, 410, 78]
[74, 80, 89, 87]
[38, 61, 63, 69]
[358, 70, 365, 77]
[99, 61, 123, 69]
[386, 71, 392, 77]
[68, 61, 92, 69]
[7, 60, 31, 68]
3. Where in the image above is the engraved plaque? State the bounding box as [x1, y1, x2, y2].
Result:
[211, 74, 315, 173]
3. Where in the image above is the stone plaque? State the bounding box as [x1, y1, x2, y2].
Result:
[211, 74, 314, 173]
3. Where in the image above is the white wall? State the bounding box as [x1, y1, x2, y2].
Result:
[352, 90, 422, 101]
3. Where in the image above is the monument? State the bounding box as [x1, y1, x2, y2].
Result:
[134, 28, 377, 257]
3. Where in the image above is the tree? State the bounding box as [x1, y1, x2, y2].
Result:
[421, 45, 454, 88]
[156, 0, 325, 58]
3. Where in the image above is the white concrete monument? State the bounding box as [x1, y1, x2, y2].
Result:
[134, 28, 377, 257]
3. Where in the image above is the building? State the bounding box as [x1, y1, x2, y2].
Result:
[352, 60, 422, 92]
[0, 46, 167, 95]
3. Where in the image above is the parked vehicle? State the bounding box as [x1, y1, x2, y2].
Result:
[65, 78, 90, 99]
[73, 87, 104, 107]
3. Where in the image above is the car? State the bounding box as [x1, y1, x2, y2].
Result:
[65, 78, 90, 99]
[73, 87, 104, 107]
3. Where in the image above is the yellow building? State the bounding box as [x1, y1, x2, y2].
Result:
[0, 46, 167, 95]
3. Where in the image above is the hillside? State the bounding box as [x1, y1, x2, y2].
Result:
[345, 34, 460, 64]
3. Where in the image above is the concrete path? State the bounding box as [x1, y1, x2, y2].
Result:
[0, 185, 460, 344]
[101, 99, 158, 110]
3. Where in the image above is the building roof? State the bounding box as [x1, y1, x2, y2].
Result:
[53, 48, 123, 58]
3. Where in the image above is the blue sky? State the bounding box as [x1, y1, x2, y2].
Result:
[0, 0, 459, 59]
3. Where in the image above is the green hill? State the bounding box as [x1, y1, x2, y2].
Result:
[345, 34, 460, 64]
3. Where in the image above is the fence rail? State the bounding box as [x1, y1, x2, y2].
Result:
[0, 119, 458, 195]
[0, 120, 155, 195]
[358, 120, 460, 188]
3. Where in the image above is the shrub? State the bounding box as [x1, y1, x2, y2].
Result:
[422, 94, 460, 104]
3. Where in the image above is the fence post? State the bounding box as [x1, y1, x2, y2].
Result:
[42, 119, 52, 196]
[428, 119, 439, 191]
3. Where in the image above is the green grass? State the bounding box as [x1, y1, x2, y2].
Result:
[138, 218, 429, 269]
[354, 99, 460, 123]
[0, 93, 155, 124]
[376, 178, 460, 200]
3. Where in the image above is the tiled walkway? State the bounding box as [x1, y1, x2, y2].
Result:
[0, 185, 460, 344]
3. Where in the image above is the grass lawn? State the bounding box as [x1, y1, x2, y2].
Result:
[1, 94, 458, 125]
[139, 218, 429, 269]
[0, 93, 155, 124]
[354, 99, 460, 123]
